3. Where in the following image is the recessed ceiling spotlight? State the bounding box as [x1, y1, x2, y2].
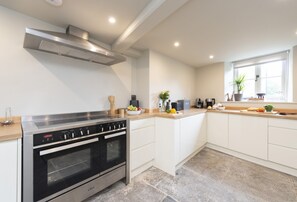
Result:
[108, 17, 116, 24]
[209, 55, 214, 59]
[174, 42, 180, 47]
[45, 0, 63, 6]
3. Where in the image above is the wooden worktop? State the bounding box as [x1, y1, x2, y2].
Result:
[207, 109, 297, 120]
[126, 108, 207, 120]
[126, 107, 297, 121]
[0, 117, 22, 142]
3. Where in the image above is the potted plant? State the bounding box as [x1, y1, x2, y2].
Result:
[264, 104, 274, 112]
[234, 74, 245, 101]
[159, 90, 170, 112]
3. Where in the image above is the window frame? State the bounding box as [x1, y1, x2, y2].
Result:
[232, 51, 289, 102]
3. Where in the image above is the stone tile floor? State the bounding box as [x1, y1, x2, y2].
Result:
[85, 148, 297, 202]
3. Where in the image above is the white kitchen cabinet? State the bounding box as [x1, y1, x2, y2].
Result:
[0, 139, 21, 202]
[269, 127, 297, 150]
[268, 119, 297, 169]
[155, 114, 207, 176]
[179, 113, 206, 163]
[129, 118, 155, 178]
[269, 144, 297, 169]
[229, 115, 268, 160]
[207, 113, 229, 148]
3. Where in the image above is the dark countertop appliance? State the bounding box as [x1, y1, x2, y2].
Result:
[205, 98, 215, 108]
[129, 95, 139, 107]
[22, 111, 129, 202]
[177, 100, 191, 110]
[171, 102, 182, 111]
[195, 98, 204, 108]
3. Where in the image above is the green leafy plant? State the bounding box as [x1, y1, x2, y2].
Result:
[159, 90, 170, 101]
[264, 104, 274, 112]
[234, 74, 245, 93]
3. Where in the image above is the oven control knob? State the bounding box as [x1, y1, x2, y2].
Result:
[80, 130, 84, 136]
[64, 134, 67, 140]
[87, 129, 90, 135]
[118, 124, 121, 129]
[108, 126, 111, 131]
[71, 132, 75, 139]
[122, 123, 125, 128]
[113, 125, 116, 130]
[101, 127, 104, 132]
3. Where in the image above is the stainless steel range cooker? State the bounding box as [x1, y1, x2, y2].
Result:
[22, 111, 129, 202]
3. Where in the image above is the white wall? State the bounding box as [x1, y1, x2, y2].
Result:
[149, 50, 196, 108]
[195, 62, 225, 103]
[293, 45, 297, 102]
[0, 6, 134, 116]
[133, 50, 150, 108]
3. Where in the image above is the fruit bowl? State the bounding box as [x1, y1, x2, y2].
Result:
[126, 105, 142, 115]
[126, 110, 142, 115]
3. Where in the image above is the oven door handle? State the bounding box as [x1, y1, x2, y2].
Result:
[104, 131, 126, 139]
[39, 138, 99, 156]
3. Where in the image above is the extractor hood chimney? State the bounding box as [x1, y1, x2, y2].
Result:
[23, 25, 126, 66]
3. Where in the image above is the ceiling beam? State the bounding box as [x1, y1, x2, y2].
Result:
[112, 0, 189, 52]
[121, 48, 143, 58]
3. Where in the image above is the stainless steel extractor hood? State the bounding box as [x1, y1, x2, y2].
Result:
[23, 25, 126, 65]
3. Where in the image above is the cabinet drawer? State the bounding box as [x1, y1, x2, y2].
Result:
[269, 144, 297, 169]
[269, 118, 297, 130]
[131, 143, 154, 171]
[130, 118, 155, 131]
[269, 127, 297, 149]
[130, 126, 155, 150]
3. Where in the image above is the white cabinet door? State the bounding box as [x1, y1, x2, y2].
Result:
[130, 118, 154, 131]
[130, 143, 155, 170]
[269, 144, 297, 169]
[129, 118, 155, 178]
[179, 114, 206, 162]
[130, 126, 155, 150]
[0, 139, 19, 202]
[207, 113, 229, 148]
[197, 114, 207, 149]
[155, 117, 180, 176]
[229, 115, 268, 160]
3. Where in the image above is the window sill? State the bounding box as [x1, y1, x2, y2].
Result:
[221, 101, 297, 104]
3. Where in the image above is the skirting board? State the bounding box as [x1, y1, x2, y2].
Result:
[175, 144, 206, 171]
[130, 144, 207, 179]
[207, 143, 297, 177]
[130, 160, 154, 180]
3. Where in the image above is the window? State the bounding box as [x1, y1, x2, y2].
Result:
[233, 51, 289, 101]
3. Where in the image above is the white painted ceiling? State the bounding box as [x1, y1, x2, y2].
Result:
[134, 0, 297, 67]
[0, 0, 151, 44]
[1, 0, 297, 67]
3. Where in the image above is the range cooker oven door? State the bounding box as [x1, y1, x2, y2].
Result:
[33, 137, 100, 202]
[101, 130, 126, 171]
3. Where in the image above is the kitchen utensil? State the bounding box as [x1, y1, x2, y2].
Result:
[129, 95, 139, 107]
[0, 107, 14, 126]
[119, 108, 125, 117]
[108, 96, 116, 115]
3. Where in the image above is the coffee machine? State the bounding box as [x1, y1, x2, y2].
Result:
[195, 98, 204, 108]
[205, 98, 215, 108]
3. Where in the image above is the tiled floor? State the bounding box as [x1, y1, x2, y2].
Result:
[85, 148, 297, 202]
